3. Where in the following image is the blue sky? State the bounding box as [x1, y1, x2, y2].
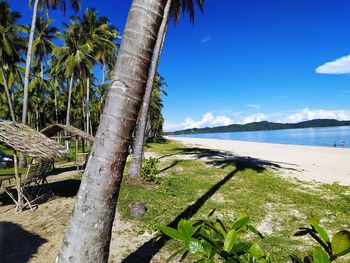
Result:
[11, 0, 350, 131]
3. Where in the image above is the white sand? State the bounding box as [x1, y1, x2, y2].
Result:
[171, 137, 350, 186]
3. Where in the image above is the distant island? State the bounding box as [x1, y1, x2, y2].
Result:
[166, 119, 350, 135]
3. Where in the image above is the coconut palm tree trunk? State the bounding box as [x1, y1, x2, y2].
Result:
[100, 62, 106, 115]
[1, 67, 16, 121]
[65, 75, 74, 150]
[35, 108, 39, 131]
[56, 0, 165, 261]
[66, 74, 74, 126]
[54, 85, 58, 122]
[41, 63, 46, 128]
[128, 0, 171, 178]
[86, 77, 90, 146]
[22, 0, 39, 124]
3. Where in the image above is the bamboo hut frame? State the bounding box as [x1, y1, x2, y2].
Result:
[41, 124, 94, 171]
[0, 121, 69, 211]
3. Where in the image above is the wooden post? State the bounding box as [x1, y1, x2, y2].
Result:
[13, 150, 22, 212]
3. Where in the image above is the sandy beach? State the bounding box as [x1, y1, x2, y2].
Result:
[171, 137, 350, 186]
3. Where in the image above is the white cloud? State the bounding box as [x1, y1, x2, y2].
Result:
[316, 54, 350, 74]
[164, 112, 233, 131]
[242, 113, 267, 124]
[200, 35, 211, 44]
[246, 104, 261, 109]
[280, 108, 350, 123]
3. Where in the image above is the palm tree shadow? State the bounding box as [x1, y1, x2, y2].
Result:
[158, 160, 181, 174]
[122, 161, 265, 263]
[163, 147, 300, 172]
[0, 221, 47, 263]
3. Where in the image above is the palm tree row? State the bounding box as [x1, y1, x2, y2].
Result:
[1, 0, 204, 260]
[1, 1, 167, 140]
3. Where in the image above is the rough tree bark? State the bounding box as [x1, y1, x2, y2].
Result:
[100, 62, 106, 115]
[128, 0, 171, 178]
[65, 74, 74, 150]
[86, 77, 90, 146]
[56, 0, 166, 262]
[66, 74, 74, 126]
[22, 0, 39, 124]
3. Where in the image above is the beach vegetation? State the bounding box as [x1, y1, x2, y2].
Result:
[140, 157, 160, 183]
[158, 211, 350, 262]
[291, 217, 350, 262]
[118, 139, 350, 262]
[158, 210, 270, 262]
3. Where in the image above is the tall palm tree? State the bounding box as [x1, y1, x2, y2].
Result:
[28, 64, 51, 130]
[57, 0, 167, 261]
[22, 0, 80, 124]
[32, 16, 57, 128]
[128, 0, 205, 178]
[77, 8, 118, 135]
[32, 16, 57, 72]
[53, 21, 93, 127]
[0, 1, 26, 121]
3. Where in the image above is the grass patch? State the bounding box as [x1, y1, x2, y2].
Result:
[119, 139, 350, 262]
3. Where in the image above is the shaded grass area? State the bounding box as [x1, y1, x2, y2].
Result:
[120, 140, 350, 262]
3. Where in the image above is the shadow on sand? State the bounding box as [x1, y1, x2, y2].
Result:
[0, 221, 47, 263]
[0, 177, 81, 207]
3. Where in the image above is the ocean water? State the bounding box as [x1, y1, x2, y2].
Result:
[172, 126, 350, 148]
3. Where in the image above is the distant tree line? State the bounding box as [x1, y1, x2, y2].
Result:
[167, 119, 350, 135]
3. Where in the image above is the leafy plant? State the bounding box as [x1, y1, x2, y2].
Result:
[141, 157, 159, 183]
[290, 217, 350, 263]
[158, 210, 270, 262]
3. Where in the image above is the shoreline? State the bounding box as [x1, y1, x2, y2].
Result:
[171, 135, 348, 149]
[170, 136, 350, 186]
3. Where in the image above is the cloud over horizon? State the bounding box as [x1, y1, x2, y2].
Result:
[316, 54, 350, 74]
[164, 108, 350, 132]
[164, 112, 233, 132]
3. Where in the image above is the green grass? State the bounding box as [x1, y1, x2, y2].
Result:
[119, 139, 350, 262]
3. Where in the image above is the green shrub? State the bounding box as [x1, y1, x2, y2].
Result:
[291, 216, 350, 263]
[159, 212, 350, 263]
[158, 210, 270, 262]
[141, 157, 159, 183]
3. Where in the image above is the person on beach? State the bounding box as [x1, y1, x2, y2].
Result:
[333, 142, 337, 147]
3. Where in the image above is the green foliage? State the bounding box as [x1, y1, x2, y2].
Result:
[140, 157, 160, 183]
[291, 216, 350, 262]
[160, 212, 350, 263]
[158, 210, 270, 262]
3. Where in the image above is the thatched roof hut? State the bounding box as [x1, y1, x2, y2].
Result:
[0, 121, 69, 160]
[41, 124, 94, 142]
